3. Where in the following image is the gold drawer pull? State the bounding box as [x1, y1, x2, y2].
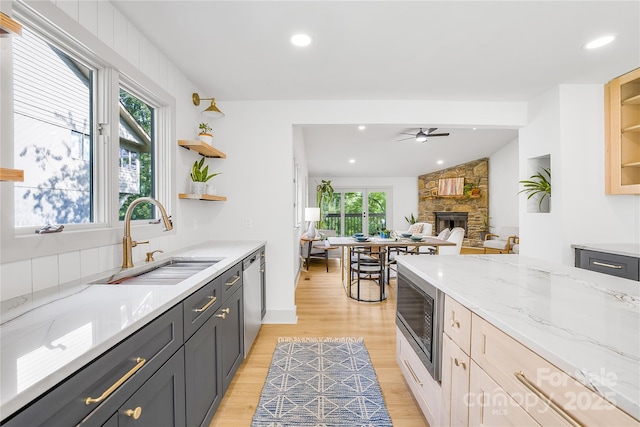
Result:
[85, 357, 146, 405]
[260, 269, 265, 273]
[454, 358, 466, 370]
[592, 261, 623, 269]
[124, 406, 142, 419]
[225, 275, 240, 287]
[514, 371, 581, 427]
[403, 360, 423, 387]
[193, 296, 217, 313]
[217, 308, 231, 319]
[451, 319, 460, 329]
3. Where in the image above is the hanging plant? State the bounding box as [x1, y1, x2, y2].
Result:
[519, 167, 551, 211]
[316, 179, 334, 228]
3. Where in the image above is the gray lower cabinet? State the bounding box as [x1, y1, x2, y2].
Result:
[575, 248, 640, 281]
[184, 311, 222, 427]
[3, 304, 183, 427]
[220, 286, 244, 393]
[260, 248, 266, 319]
[116, 348, 186, 427]
[3, 261, 248, 427]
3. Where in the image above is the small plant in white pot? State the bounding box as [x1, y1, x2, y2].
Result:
[197, 122, 213, 144]
[190, 156, 220, 195]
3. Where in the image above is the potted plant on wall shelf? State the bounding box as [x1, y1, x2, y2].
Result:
[519, 167, 551, 212]
[197, 122, 213, 144]
[190, 156, 220, 195]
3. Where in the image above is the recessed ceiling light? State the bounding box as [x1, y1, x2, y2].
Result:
[349, 159, 355, 164]
[291, 34, 312, 47]
[472, 127, 477, 130]
[437, 160, 444, 165]
[358, 125, 366, 130]
[583, 35, 615, 50]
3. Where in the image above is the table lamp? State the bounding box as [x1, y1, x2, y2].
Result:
[305, 207, 320, 238]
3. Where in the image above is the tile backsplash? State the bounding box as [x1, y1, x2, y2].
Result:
[0, 240, 166, 302]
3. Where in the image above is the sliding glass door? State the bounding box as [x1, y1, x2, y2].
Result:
[320, 188, 388, 236]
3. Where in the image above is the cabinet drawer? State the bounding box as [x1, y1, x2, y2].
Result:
[441, 334, 470, 427]
[396, 328, 440, 427]
[444, 295, 471, 355]
[468, 361, 540, 426]
[183, 277, 222, 339]
[471, 314, 638, 426]
[4, 305, 183, 427]
[220, 262, 242, 299]
[575, 249, 639, 281]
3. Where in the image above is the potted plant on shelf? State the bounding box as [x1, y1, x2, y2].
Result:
[519, 167, 551, 212]
[197, 122, 213, 144]
[190, 156, 220, 195]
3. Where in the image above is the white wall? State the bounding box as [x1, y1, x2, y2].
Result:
[309, 176, 418, 233]
[519, 84, 640, 264]
[488, 139, 519, 233]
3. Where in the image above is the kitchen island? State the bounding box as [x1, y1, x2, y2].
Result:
[396, 254, 640, 425]
[0, 240, 265, 424]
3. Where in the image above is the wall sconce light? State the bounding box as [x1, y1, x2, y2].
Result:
[192, 93, 225, 118]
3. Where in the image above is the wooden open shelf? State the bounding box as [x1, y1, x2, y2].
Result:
[178, 140, 226, 158]
[0, 168, 24, 182]
[0, 12, 22, 36]
[622, 124, 640, 133]
[622, 94, 640, 105]
[179, 193, 227, 201]
[622, 161, 640, 168]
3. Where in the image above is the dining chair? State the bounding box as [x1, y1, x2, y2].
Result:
[349, 246, 385, 302]
[438, 227, 465, 255]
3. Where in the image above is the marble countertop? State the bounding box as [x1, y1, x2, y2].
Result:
[571, 243, 640, 258]
[0, 240, 265, 422]
[396, 254, 640, 421]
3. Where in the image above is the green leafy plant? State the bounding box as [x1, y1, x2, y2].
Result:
[190, 156, 220, 182]
[198, 122, 212, 135]
[404, 213, 417, 225]
[519, 167, 551, 211]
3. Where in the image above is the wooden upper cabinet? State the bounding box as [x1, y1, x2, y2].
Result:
[605, 67, 640, 194]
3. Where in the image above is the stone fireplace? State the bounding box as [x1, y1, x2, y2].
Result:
[417, 158, 489, 247]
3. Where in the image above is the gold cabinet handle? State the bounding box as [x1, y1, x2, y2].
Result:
[225, 275, 240, 287]
[454, 358, 467, 370]
[592, 261, 623, 269]
[514, 371, 581, 427]
[193, 296, 217, 313]
[259, 269, 265, 273]
[403, 360, 423, 387]
[124, 406, 142, 420]
[451, 319, 460, 329]
[217, 308, 230, 319]
[85, 357, 146, 405]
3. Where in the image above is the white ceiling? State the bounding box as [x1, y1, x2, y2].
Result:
[112, 1, 640, 176]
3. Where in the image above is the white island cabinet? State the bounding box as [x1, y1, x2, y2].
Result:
[396, 254, 640, 427]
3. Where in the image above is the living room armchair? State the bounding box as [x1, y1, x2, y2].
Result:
[483, 226, 519, 254]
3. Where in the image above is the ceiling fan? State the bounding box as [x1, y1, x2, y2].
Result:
[398, 128, 450, 142]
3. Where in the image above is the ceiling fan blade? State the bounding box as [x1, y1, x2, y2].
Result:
[426, 133, 450, 137]
[399, 132, 416, 136]
[396, 136, 416, 141]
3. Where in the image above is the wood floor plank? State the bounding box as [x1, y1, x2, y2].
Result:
[210, 259, 429, 426]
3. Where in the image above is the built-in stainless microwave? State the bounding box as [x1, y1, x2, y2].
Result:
[396, 265, 444, 382]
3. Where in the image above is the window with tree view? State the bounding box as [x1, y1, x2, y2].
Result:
[118, 88, 155, 221]
[13, 27, 94, 227]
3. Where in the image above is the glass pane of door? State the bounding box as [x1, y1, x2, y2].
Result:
[344, 191, 364, 236]
[367, 191, 387, 234]
[321, 192, 341, 235]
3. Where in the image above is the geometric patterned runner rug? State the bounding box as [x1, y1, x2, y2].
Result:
[251, 337, 393, 427]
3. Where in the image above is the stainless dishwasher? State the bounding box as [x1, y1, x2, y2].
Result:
[243, 251, 262, 356]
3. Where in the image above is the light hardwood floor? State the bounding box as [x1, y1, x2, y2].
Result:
[210, 258, 429, 426]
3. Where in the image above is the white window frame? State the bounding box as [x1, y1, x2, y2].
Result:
[0, 2, 175, 264]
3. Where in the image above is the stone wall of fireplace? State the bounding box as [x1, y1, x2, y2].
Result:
[418, 158, 489, 247]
